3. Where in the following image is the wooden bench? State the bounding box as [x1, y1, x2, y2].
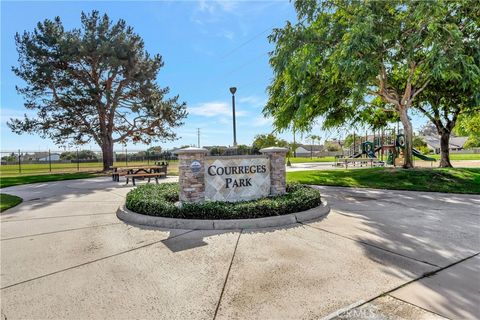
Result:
[125, 172, 167, 186]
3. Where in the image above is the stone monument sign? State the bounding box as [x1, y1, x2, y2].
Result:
[175, 147, 288, 204]
[205, 156, 270, 202]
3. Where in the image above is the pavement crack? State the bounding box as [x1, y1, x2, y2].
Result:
[213, 229, 242, 320]
[301, 222, 440, 268]
[0, 222, 123, 241]
[329, 251, 480, 319]
[420, 251, 479, 279]
[1, 229, 194, 290]
[1, 212, 115, 222]
[385, 294, 450, 319]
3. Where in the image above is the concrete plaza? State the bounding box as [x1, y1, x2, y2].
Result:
[1, 177, 479, 319]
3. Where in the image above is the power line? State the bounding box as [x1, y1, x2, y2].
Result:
[220, 51, 268, 78]
[219, 25, 275, 59]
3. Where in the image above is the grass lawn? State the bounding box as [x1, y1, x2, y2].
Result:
[428, 153, 480, 161]
[0, 193, 23, 212]
[289, 156, 336, 163]
[287, 167, 480, 194]
[0, 172, 102, 188]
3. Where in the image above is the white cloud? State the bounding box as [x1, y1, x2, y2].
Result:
[218, 117, 231, 125]
[252, 116, 272, 127]
[217, 1, 238, 12]
[1, 107, 35, 119]
[217, 29, 235, 40]
[189, 101, 247, 117]
[239, 95, 267, 107]
[198, 0, 238, 13]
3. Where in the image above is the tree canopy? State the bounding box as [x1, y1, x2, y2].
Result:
[8, 11, 187, 170]
[265, 0, 479, 168]
[252, 133, 288, 151]
[454, 112, 480, 148]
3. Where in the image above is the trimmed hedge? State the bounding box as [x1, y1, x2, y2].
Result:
[126, 182, 321, 219]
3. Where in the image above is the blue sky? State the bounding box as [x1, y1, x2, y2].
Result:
[1, 1, 428, 152]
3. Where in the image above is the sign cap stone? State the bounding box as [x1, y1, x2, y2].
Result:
[174, 147, 208, 155]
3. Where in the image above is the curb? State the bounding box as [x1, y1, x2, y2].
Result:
[116, 201, 330, 230]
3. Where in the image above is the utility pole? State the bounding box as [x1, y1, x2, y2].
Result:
[197, 128, 201, 148]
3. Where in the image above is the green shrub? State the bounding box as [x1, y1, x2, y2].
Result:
[417, 145, 432, 155]
[125, 182, 321, 219]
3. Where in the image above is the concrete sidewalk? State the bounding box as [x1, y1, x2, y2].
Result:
[1, 177, 479, 319]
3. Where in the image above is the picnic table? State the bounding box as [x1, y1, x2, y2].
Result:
[110, 164, 168, 185]
[335, 158, 384, 168]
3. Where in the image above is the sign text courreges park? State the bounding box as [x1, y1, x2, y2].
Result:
[204, 157, 270, 202]
[207, 164, 267, 188]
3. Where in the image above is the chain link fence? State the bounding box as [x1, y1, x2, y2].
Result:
[0, 146, 263, 176]
[0, 149, 178, 176]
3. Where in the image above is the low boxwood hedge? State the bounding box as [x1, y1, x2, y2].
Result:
[125, 182, 321, 219]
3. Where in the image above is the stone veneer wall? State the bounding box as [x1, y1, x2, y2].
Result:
[259, 147, 288, 196]
[175, 147, 288, 204]
[176, 148, 208, 203]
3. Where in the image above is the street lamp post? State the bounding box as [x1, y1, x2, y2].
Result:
[229, 87, 237, 147]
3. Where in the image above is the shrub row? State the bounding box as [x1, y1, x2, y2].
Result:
[125, 182, 321, 220]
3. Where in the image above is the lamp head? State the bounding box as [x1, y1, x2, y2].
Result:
[229, 87, 237, 95]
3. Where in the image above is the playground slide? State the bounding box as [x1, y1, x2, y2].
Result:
[413, 148, 436, 161]
[350, 153, 363, 158]
[366, 146, 383, 159]
[366, 151, 377, 159]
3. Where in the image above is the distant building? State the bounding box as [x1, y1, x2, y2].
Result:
[422, 135, 469, 154]
[295, 144, 324, 157]
[38, 153, 61, 161]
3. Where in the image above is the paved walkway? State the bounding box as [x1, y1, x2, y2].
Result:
[1, 177, 479, 319]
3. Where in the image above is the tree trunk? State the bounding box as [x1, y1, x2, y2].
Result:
[101, 138, 114, 172]
[439, 131, 453, 168]
[399, 107, 414, 168]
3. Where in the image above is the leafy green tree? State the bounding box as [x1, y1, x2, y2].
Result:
[324, 141, 341, 152]
[414, 84, 479, 167]
[307, 134, 321, 158]
[288, 141, 300, 158]
[252, 134, 288, 150]
[146, 146, 163, 154]
[208, 146, 224, 156]
[454, 112, 480, 148]
[357, 100, 400, 130]
[413, 136, 427, 149]
[1, 153, 17, 163]
[265, 0, 479, 168]
[8, 11, 187, 171]
[60, 150, 98, 160]
[411, 3, 479, 167]
[344, 135, 353, 148]
[236, 144, 252, 155]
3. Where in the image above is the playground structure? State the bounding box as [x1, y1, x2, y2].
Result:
[338, 129, 436, 167]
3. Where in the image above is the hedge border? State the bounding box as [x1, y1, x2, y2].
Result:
[125, 183, 322, 220]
